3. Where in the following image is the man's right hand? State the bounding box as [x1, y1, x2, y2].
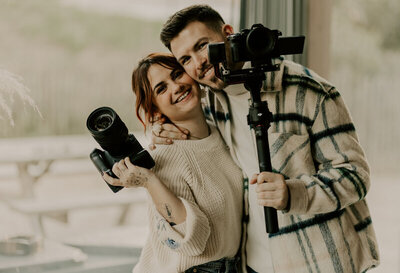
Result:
[149, 117, 189, 150]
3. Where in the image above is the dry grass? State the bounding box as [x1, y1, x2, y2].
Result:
[0, 69, 42, 127]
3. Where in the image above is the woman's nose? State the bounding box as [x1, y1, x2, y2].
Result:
[172, 82, 185, 94]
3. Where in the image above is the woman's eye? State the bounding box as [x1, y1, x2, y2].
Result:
[172, 70, 183, 80]
[156, 86, 166, 95]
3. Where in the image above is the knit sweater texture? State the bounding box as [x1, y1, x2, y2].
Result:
[203, 59, 380, 273]
[132, 125, 243, 273]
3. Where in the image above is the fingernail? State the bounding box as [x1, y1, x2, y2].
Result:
[181, 134, 187, 139]
[167, 139, 173, 144]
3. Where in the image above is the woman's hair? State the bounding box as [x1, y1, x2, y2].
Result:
[132, 52, 181, 130]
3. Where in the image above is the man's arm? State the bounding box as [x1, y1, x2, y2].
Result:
[148, 118, 189, 150]
[252, 88, 370, 215]
[287, 88, 370, 214]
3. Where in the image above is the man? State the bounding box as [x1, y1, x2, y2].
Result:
[152, 5, 379, 273]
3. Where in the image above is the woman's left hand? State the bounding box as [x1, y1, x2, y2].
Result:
[103, 157, 155, 188]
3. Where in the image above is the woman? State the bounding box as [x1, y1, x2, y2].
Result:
[103, 53, 243, 273]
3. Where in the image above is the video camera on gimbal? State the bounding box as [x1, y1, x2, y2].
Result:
[208, 23, 305, 84]
[208, 24, 305, 233]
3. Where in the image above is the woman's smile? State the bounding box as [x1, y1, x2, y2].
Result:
[174, 88, 192, 104]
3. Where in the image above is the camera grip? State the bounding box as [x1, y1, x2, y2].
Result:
[90, 149, 123, 193]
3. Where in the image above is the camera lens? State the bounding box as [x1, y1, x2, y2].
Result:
[93, 114, 113, 131]
[87, 107, 131, 156]
[246, 26, 276, 58]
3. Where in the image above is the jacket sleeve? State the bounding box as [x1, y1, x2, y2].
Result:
[286, 88, 370, 215]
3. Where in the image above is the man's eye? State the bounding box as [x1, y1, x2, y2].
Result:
[199, 42, 208, 49]
[181, 57, 190, 66]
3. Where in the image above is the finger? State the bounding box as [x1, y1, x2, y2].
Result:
[151, 134, 173, 145]
[103, 172, 122, 186]
[117, 159, 128, 171]
[163, 123, 189, 135]
[159, 130, 187, 140]
[257, 171, 276, 184]
[148, 143, 156, 151]
[152, 123, 163, 137]
[150, 112, 163, 123]
[112, 164, 121, 177]
[159, 123, 189, 139]
[255, 182, 276, 193]
[249, 173, 259, 184]
[124, 157, 136, 169]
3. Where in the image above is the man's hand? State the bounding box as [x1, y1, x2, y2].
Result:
[149, 115, 189, 150]
[103, 157, 157, 188]
[250, 172, 290, 211]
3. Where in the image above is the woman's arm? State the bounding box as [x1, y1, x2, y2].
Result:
[103, 157, 186, 225]
[104, 156, 211, 256]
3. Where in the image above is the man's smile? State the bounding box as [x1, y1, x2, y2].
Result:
[199, 65, 214, 80]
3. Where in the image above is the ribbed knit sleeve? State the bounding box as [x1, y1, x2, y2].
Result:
[152, 197, 211, 256]
[149, 145, 212, 256]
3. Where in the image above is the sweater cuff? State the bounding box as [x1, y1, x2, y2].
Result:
[155, 198, 210, 256]
[285, 178, 308, 214]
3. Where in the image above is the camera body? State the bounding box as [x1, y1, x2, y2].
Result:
[228, 24, 281, 63]
[208, 24, 305, 84]
[86, 107, 155, 193]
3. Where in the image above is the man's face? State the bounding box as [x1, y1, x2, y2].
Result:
[170, 21, 229, 90]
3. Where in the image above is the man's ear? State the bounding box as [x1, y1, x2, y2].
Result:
[222, 24, 234, 37]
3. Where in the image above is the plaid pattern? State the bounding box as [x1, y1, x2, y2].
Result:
[202, 59, 380, 273]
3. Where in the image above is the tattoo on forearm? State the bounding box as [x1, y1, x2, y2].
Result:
[164, 204, 175, 225]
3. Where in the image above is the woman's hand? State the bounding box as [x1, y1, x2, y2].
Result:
[103, 157, 156, 188]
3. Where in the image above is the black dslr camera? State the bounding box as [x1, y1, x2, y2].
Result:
[86, 107, 155, 193]
[208, 23, 305, 84]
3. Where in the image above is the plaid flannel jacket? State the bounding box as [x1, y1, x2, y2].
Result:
[202, 59, 380, 273]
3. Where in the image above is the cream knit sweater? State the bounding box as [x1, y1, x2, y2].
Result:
[132, 125, 243, 273]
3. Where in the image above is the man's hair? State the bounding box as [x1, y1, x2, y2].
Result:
[160, 5, 225, 50]
[132, 53, 182, 130]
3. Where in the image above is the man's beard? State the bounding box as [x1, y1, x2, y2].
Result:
[202, 74, 226, 90]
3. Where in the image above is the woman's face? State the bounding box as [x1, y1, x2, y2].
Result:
[148, 64, 202, 122]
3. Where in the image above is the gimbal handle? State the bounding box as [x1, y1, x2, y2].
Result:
[245, 75, 279, 234]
